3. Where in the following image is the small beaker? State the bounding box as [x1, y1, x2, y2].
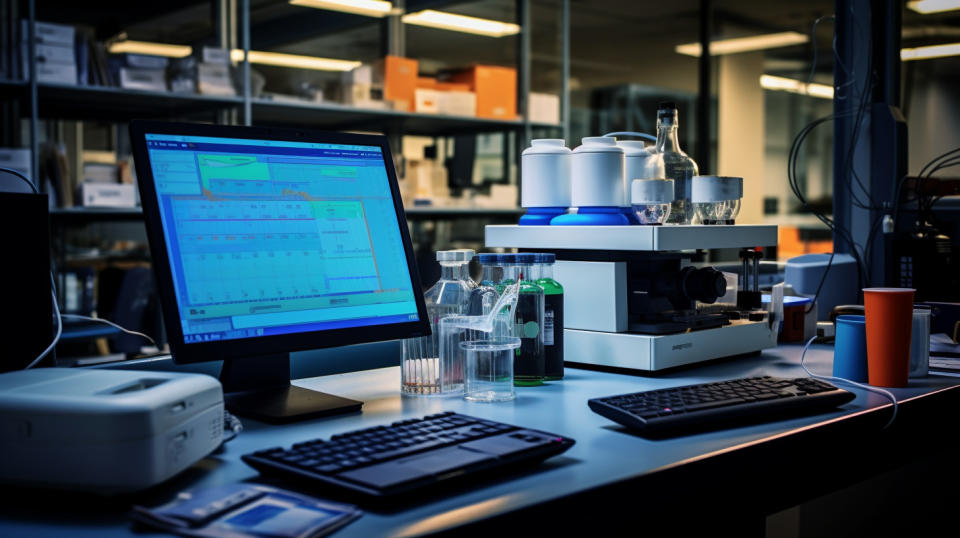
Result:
[464, 337, 521, 402]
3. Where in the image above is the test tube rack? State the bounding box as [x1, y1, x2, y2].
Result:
[485, 224, 779, 373]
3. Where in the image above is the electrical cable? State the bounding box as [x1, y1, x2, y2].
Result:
[25, 284, 62, 369]
[799, 335, 898, 429]
[61, 314, 157, 347]
[601, 131, 657, 142]
[0, 166, 38, 194]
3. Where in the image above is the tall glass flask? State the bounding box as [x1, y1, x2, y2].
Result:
[401, 249, 475, 395]
[655, 102, 699, 224]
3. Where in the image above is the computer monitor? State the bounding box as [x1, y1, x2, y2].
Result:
[129, 121, 429, 423]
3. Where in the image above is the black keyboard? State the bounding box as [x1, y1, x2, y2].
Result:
[588, 376, 856, 436]
[242, 412, 575, 499]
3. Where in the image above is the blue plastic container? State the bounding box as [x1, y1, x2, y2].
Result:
[519, 207, 567, 225]
[833, 314, 868, 382]
[550, 207, 631, 226]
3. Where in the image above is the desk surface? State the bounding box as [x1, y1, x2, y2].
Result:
[3, 345, 959, 537]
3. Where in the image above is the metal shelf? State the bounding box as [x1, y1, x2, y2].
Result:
[35, 83, 243, 121]
[251, 98, 559, 135]
[50, 207, 144, 223]
[485, 224, 779, 251]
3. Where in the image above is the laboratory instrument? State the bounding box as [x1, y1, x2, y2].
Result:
[0, 368, 224, 492]
[785, 253, 859, 320]
[631, 178, 674, 225]
[402, 249, 476, 396]
[242, 411, 576, 499]
[535, 253, 565, 379]
[485, 224, 779, 372]
[520, 139, 572, 225]
[692, 175, 743, 224]
[654, 102, 699, 224]
[552, 136, 629, 225]
[588, 376, 855, 436]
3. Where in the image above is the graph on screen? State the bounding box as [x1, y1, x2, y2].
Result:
[167, 152, 390, 319]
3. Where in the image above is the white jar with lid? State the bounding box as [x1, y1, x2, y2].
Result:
[520, 139, 571, 225]
[571, 136, 625, 207]
[552, 137, 629, 225]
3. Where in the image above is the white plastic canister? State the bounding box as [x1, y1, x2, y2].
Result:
[521, 139, 572, 208]
[571, 136, 625, 207]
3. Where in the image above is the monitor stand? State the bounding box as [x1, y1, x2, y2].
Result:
[219, 353, 362, 424]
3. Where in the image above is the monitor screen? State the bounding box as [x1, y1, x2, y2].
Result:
[142, 132, 421, 344]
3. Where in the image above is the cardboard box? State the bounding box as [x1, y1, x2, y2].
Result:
[416, 76, 436, 89]
[35, 62, 77, 85]
[79, 183, 137, 208]
[119, 68, 166, 91]
[437, 91, 476, 117]
[450, 65, 516, 119]
[197, 62, 236, 96]
[530, 92, 560, 125]
[27, 21, 75, 46]
[414, 88, 439, 113]
[435, 81, 470, 92]
[374, 55, 418, 112]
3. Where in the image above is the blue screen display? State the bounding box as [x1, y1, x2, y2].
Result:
[144, 133, 420, 343]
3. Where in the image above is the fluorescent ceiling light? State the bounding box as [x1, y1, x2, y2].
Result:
[108, 40, 192, 58]
[402, 10, 520, 37]
[230, 50, 361, 71]
[760, 74, 834, 100]
[906, 0, 960, 14]
[288, 0, 393, 17]
[901, 42, 960, 61]
[676, 32, 809, 57]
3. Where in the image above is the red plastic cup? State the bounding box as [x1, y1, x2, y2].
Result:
[863, 288, 915, 387]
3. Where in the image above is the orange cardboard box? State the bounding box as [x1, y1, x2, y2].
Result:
[416, 76, 437, 89]
[435, 81, 470, 92]
[375, 55, 418, 112]
[449, 65, 516, 119]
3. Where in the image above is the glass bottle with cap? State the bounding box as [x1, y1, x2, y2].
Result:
[468, 253, 501, 316]
[534, 253, 564, 379]
[401, 249, 475, 396]
[631, 178, 674, 225]
[655, 102, 699, 224]
[510, 253, 545, 385]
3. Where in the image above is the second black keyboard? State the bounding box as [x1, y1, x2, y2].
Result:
[588, 376, 856, 436]
[242, 412, 575, 499]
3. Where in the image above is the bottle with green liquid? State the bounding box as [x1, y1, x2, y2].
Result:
[534, 253, 564, 380]
[504, 253, 544, 386]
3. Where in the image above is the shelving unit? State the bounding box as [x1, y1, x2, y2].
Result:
[5, 0, 570, 333]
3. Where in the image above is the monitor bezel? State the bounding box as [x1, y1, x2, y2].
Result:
[130, 120, 430, 365]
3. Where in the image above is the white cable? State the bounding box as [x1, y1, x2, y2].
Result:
[26, 287, 62, 369]
[61, 314, 157, 346]
[799, 335, 898, 429]
[26, 272, 156, 369]
[602, 131, 657, 142]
